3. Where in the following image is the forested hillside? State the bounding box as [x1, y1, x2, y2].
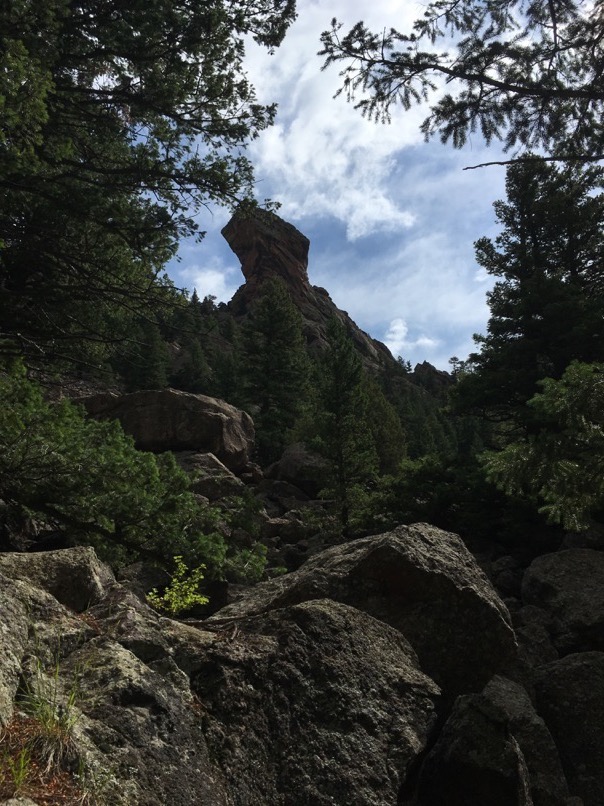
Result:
[2, 0, 603, 578]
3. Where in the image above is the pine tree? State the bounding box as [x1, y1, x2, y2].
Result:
[484, 362, 604, 531]
[242, 279, 311, 464]
[115, 319, 170, 392]
[455, 159, 604, 432]
[0, 0, 296, 367]
[313, 318, 379, 533]
[321, 1, 604, 163]
[169, 291, 213, 393]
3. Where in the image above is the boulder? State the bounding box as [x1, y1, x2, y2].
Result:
[513, 605, 559, 674]
[416, 692, 533, 806]
[80, 389, 254, 471]
[521, 549, 604, 653]
[193, 599, 440, 806]
[0, 545, 444, 805]
[265, 442, 327, 497]
[174, 451, 245, 500]
[0, 546, 114, 612]
[482, 676, 570, 806]
[0, 574, 29, 726]
[255, 477, 310, 515]
[62, 637, 231, 805]
[210, 524, 517, 698]
[535, 652, 604, 806]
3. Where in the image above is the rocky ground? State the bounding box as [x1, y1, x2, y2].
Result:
[1, 517, 603, 805]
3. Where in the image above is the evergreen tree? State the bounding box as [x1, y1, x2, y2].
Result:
[168, 291, 214, 394]
[321, 0, 604, 162]
[455, 159, 604, 432]
[363, 376, 406, 474]
[213, 316, 244, 406]
[484, 362, 604, 531]
[313, 318, 379, 534]
[113, 318, 170, 392]
[0, 0, 296, 367]
[242, 278, 311, 464]
[0, 363, 228, 571]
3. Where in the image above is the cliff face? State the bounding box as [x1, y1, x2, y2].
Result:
[222, 208, 393, 370]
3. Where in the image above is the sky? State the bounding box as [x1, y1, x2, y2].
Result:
[168, 0, 511, 370]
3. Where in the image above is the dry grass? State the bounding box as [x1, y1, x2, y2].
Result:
[0, 712, 91, 804]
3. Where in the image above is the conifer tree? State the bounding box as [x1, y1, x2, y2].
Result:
[321, 0, 604, 163]
[313, 318, 379, 533]
[242, 278, 311, 464]
[0, 0, 296, 366]
[115, 319, 170, 391]
[455, 159, 604, 432]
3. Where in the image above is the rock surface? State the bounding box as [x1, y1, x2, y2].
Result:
[211, 523, 517, 698]
[265, 442, 328, 498]
[174, 451, 245, 500]
[521, 549, 604, 654]
[416, 691, 533, 806]
[482, 676, 570, 806]
[535, 652, 604, 806]
[194, 599, 440, 806]
[223, 209, 394, 371]
[0, 546, 114, 612]
[1, 523, 601, 805]
[0, 545, 440, 805]
[80, 388, 255, 470]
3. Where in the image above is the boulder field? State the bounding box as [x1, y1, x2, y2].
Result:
[1, 523, 602, 805]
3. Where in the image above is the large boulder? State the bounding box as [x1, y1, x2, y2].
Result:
[0, 546, 443, 805]
[482, 676, 571, 806]
[265, 442, 327, 497]
[0, 574, 29, 726]
[0, 546, 114, 612]
[174, 451, 245, 500]
[535, 652, 604, 806]
[521, 549, 604, 654]
[80, 389, 254, 471]
[193, 599, 441, 806]
[416, 692, 533, 806]
[210, 524, 517, 698]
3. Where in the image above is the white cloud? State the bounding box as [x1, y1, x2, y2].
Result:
[177, 261, 240, 303]
[384, 317, 440, 355]
[243, 0, 425, 240]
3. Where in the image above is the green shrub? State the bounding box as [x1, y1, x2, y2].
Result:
[0, 362, 228, 572]
[147, 556, 209, 615]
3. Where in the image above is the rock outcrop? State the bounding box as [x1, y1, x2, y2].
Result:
[1, 529, 602, 805]
[223, 209, 393, 370]
[174, 451, 245, 501]
[521, 549, 604, 654]
[80, 388, 255, 471]
[535, 652, 604, 806]
[209, 523, 518, 699]
[416, 691, 534, 806]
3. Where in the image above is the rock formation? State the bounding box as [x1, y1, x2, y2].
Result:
[4, 520, 601, 805]
[223, 208, 393, 369]
[80, 388, 255, 471]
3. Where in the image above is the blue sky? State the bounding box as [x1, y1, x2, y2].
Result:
[169, 0, 510, 370]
